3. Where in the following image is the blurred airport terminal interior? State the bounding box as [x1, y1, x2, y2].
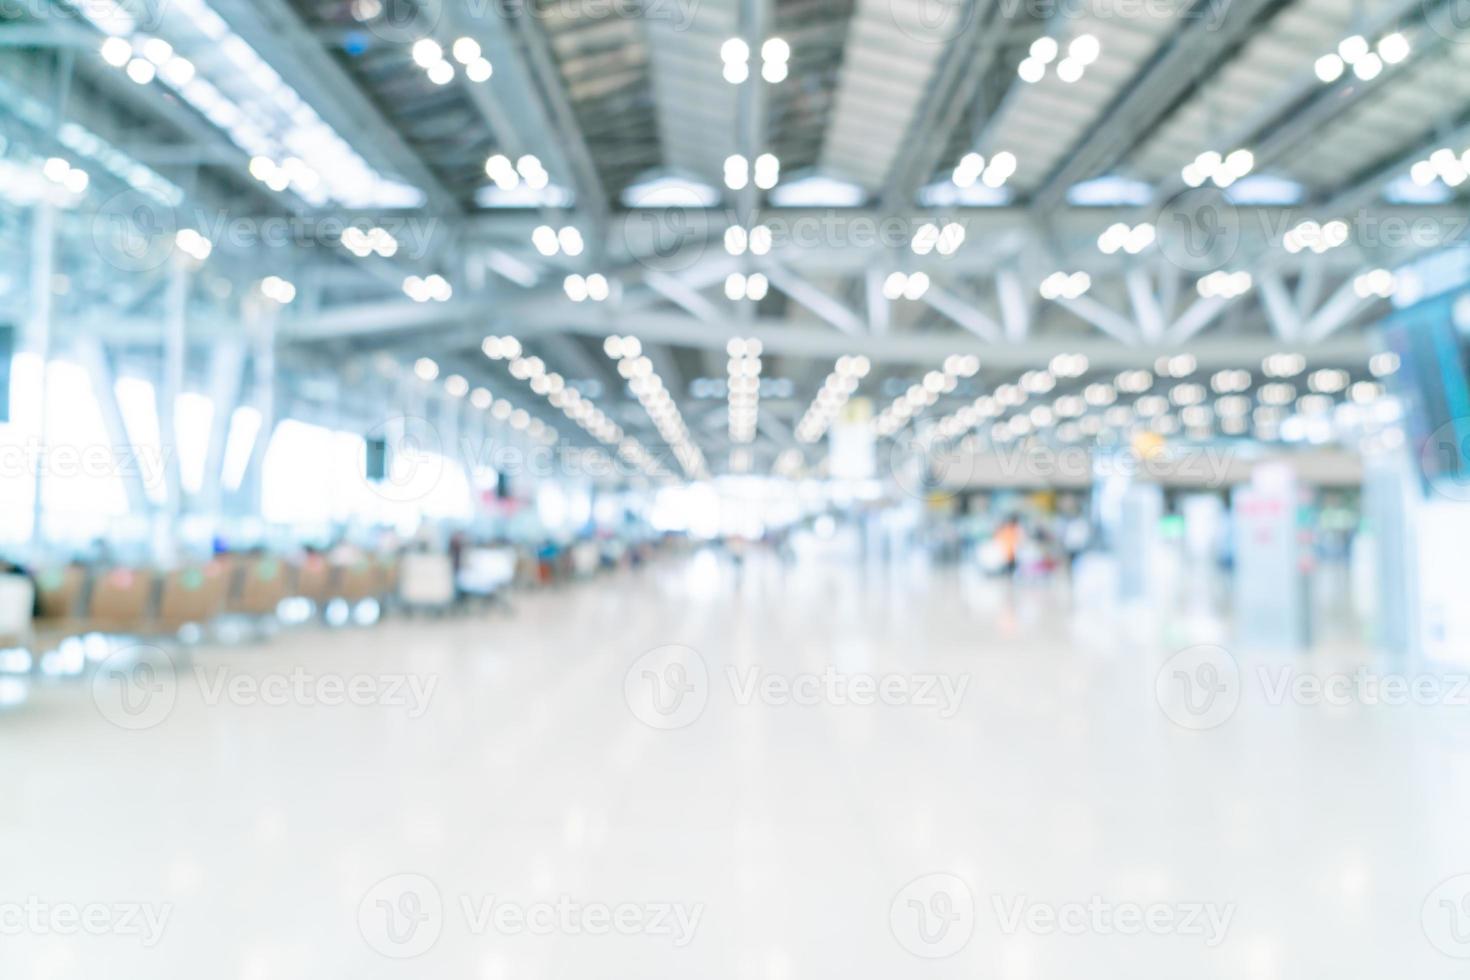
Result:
[5, 0, 1470, 976]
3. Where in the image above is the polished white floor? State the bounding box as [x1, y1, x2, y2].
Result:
[4, 549, 1470, 979]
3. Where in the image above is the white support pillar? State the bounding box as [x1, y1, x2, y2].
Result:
[996, 269, 1032, 343]
[243, 295, 278, 516]
[156, 256, 189, 559]
[865, 267, 890, 336]
[1126, 268, 1166, 343]
[201, 339, 247, 516]
[74, 338, 150, 514]
[26, 201, 56, 556]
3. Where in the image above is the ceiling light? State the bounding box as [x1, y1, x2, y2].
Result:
[466, 57, 493, 82]
[141, 37, 173, 65]
[1069, 33, 1100, 65]
[1337, 34, 1369, 63]
[100, 37, 132, 67]
[125, 58, 156, 84]
[532, 225, 558, 256]
[903, 271, 930, 300]
[260, 275, 296, 304]
[452, 37, 481, 64]
[1353, 268, 1396, 299]
[1377, 32, 1410, 64]
[1369, 351, 1400, 377]
[585, 273, 610, 302]
[412, 38, 444, 68]
[1039, 271, 1090, 300]
[953, 152, 984, 187]
[1197, 270, 1252, 298]
[911, 223, 939, 255]
[414, 357, 439, 381]
[161, 56, 195, 85]
[1262, 352, 1306, 378]
[754, 153, 780, 190]
[724, 154, 748, 190]
[1352, 52, 1383, 80]
[1029, 36, 1058, 63]
[1314, 53, 1344, 82]
[721, 37, 749, 64]
[427, 60, 454, 85]
[749, 224, 772, 255]
[564, 274, 589, 302]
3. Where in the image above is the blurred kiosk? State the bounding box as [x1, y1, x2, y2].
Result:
[1232, 463, 1310, 650]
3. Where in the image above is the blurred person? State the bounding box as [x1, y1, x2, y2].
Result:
[994, 517, 1022, 576]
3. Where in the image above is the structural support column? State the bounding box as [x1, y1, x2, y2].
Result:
[156, 256, 190, 560]
[75, 338, 150, 514]
[243, 295, 278, 517]
[26, 201, 56, 556]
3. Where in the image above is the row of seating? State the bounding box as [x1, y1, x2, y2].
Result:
[0, 553, 401, 654]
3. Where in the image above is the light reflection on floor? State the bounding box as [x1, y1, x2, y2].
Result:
[2, 549, 1468, 979]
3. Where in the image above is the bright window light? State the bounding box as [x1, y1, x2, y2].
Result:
[221, 405, 262, 492]
[173, 392, 214, 495]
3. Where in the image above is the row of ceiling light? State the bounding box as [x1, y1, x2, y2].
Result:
[1017, 33, 1101, 84]
[605, 337, 708, 479]
[795, 356, 872, 444]
[873, 355, 981, 437]
[727, 338, 764, 444]
[721, 37, 790, 85]
[411, 37, 493, 86]
[414, 352, 557, 444]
